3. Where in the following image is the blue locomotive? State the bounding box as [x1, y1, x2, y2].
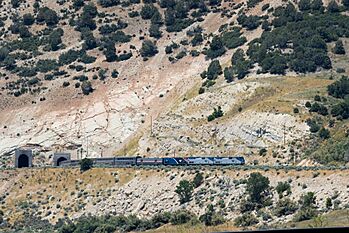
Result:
[59, 156, 245, 167]
[162, 157, 245, 166]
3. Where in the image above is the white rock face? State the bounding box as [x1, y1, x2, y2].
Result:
[220, 111, 308, 148]
[138, 79, 309, 161]
[0, 45, 207, 165]
[0, 89, 145, 161]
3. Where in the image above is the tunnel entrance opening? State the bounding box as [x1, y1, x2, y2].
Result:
[18, 154, 29, 168]
[57, 157, 67, 166]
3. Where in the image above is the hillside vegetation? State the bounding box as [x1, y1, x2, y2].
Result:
[0, 0, 348, 168]
[1, 0, 349, 231]
[0, 167, 348, 232]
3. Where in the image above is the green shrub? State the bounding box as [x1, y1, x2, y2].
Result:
[80, 54, 96, 64]
[294, 207, 317, 221]
[128, 11, 139, 18]
[336, 68, 346, 73]
[73, 0, 85, 10]
[190, 50, 200, 57]
[327, 0, 339, 13]
[175, 180, 194, 204]
[36, 7, 59, 26]
[237, 14, 261, 30]
[11, 0, 21, 8]
[246, 172, 270, 204]
[36, 59, 59, 73]
[206, 60, 222, 80]
[99, 0, 120, 8]
[59, 49, 82, 65]
[326, 197, 333, 209]
[28, 77, 40, 86]
[299, 192, 316, 209]
[76, 3, 98, 30]
[170, 210, 194, 225]
[333, 40, 345, 55]
[150, 212, 171, 228]
[48, 29, 63, 51]
[206, 36, 226, 59]
[111, 70, 119, 78]
[191, 33, 203, 46]
[18, 25, 31, 38]
[221, 28, 247, 49]
[140, 4, 158, 20]
[59, 211, 198, 233]
[231, 49, 251, 79]
[247, 0, 262, 8]
[299, 0, 311, 11]
[276, 181, 291, 198]
[81, 81, 93, 95]
[175, 51, 186, 60]
[319, 128, 330, 139]
[79, 158, 93, 172]
[331, 100, 349, 119]
[151, 11, 163, 25]
[207, 106, 223, 122]
[259, 148, 267, 156]
[224, 66, 234, 83]
[103, 40, 117, 62]
[234, 213, 258, 227]
[199, 204, 225, 226]
[99, 22, 128, 35]
[192, 172, 204, 188]
[149, 24, 162, 38]
[62, 81, 70, 87]
[306, 119, 321, 133]
[309, 102, 328, 116]
[23, 13, 35, 25]
[165, 45, 173, 54]
[0, 47, 9, 61]
[17, 67, 37, 77]
[311, 0, 324, 12]
[116, 52, 132, 61]
[262, 4, 270, 11]
[274, 198, 298, 217]
[140, 40, 158, 58]
[81, 29, 97, 50]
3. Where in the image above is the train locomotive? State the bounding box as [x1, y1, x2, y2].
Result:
[60, 156, 245, 167]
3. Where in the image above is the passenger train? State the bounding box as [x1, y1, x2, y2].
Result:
[59, 156, 245, 167]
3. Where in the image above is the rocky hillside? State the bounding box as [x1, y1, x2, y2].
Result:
[0, 0, 348, 168]
[0, 167, 348, 232]
[1, 0, 349, 231]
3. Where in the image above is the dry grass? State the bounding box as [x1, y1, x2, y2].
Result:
[139, 222, 239, 233]
[114, 134, 143, 156]
[289, 209, 349, 228]
[175, 79, 202, 106]
[3, 168, 133, 224]
[214, 74, 333, 125]
[248, 75, 333, 115]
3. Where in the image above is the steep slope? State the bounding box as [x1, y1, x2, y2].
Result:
[0, 0, 348, 167]
[1, 167, 348, 230]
